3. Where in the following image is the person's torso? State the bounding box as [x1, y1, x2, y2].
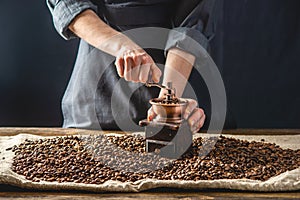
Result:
[91, 0, 178, 30]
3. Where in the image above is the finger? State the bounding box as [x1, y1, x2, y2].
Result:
[188, 108, 205, 133]
[131, 53, 142, 82]
[115, 57, 124, 77]
[187, 108, 204, 128]
[147, 107, 157, 121]
[198, 113, 206, 128]
[194, 111, 205, 133]
[184, 99, 198, 120]
[132, 51, 143, 66]
[131, 67, 140, 82]
[139, 63, 151, 83]
[124, 55, 132, 81]
[142, 55, 161, 83]
[150, 63, 162, 83]
[193, 113, 206, 133]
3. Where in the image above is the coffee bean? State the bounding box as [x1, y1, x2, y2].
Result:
[10, 134, 300, 184]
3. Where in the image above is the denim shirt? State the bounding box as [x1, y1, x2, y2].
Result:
[46, 0, 218, 56]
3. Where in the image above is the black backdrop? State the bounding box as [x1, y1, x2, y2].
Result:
[0, 0, 299, 128]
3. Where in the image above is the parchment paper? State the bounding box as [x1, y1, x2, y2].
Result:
[0, 133, 299, 192]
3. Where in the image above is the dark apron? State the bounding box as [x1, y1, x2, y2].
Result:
[62, 0, 236, 130]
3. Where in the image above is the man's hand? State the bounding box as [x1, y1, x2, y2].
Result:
[115, 49, 161, 83]
[147, 48, 205, 133]
[183, 99, 206, 133]
[68, 9, 162, 83]
[147, 98, 206, 133]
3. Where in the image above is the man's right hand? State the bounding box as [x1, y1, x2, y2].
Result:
[115, 48, 161, 83]
[68, 9, 161, 83]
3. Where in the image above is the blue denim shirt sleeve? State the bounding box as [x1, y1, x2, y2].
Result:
[165, 0, 219, 56]
[46, 0, 97, 40]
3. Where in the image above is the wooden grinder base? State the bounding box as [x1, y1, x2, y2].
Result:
[139, 120, 192, 159]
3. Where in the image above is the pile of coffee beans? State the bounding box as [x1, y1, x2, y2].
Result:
[159, 97, 181, 104]
[10, 134, 300, 184]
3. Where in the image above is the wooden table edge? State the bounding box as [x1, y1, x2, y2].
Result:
[0, 127, 300, 136]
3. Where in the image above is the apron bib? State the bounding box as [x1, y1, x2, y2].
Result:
[62, 0, 174, 130]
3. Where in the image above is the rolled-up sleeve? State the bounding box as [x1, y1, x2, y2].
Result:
[46, 0, 97, 40]
[165, 0, 219, 56]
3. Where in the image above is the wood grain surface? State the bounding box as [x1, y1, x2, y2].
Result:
[0, 184, 299, 199]
[1, 127, 300, 136]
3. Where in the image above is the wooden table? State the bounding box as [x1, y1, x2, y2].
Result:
[0, 184, 299, 200]
[0, 127, 299, 199]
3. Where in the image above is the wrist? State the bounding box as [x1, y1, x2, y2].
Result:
[110, 36, 142, 57]
[161, 48, 195, 98]
[167, 47, 195, 65]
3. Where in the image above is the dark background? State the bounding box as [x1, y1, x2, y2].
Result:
[0, 0, 299, 128]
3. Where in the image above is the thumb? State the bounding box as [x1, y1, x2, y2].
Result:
[150, 63, 162, 83]
[142, 55, 161, 83]
[147, 107, 157, 121]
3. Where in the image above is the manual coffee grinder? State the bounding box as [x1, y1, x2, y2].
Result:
[139, 82, 193, 159]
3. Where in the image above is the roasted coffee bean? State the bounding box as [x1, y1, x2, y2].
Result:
[11, 135, 300, 184]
